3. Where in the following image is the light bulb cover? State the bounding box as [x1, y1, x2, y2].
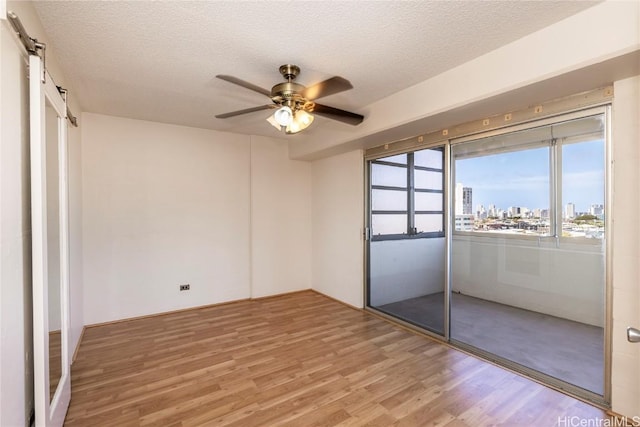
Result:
[266, 113, 282, 130]
[274, 106, 293, 126]
[286, 110, 315, 134]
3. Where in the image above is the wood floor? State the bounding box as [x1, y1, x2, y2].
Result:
[66, 291, 608, 426]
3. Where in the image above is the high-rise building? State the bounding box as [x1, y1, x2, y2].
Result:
[565, 202, 576, 218]
[455, 183, 473, 215]
[589, 204, 604, 216]
[463, 187, 472, 215]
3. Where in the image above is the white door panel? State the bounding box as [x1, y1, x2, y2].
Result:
[29, 53, 71, 427]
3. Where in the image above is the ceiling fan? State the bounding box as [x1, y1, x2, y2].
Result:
[215, 64, 364, 134]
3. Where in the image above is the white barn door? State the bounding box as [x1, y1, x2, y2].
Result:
[29, 53, 71, 427]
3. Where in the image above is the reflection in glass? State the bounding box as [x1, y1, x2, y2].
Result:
[371, 214, 407, 236]
[415, 214, 443, 233]
[415, 169, 442, 190]
[45, 99, 62, 403]
[415, 192, 443, 211]
[371, 189, 407, 211]
[371, 163, 407, 188]
[414, 149, 443, 169]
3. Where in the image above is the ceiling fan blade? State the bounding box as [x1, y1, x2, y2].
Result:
[216, 75, 272, 97]
[310, 103, 364, 126]
[302, 76, 353, 100]
[215, 105, 274, 119]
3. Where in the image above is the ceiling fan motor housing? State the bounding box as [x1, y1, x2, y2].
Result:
[271, 81, 307, 109]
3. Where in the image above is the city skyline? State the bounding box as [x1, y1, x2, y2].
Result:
[455, 140, 605, 214]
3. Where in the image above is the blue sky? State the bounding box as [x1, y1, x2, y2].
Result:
[455, 140, 604, 212]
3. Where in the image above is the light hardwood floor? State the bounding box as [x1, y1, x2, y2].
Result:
[66, 291, 608, 426]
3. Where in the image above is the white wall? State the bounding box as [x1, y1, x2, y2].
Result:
[311, 150, 364, 308]
[250, 136, 311, 298]
[610, 75, 640, 417]
[369, 238, 445, 306]
[452, 236, 604, 327]
[81, 114, 251, 324]
[81, 114, 312, 325]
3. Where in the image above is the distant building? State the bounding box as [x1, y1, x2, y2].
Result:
[589, 204, 604, 217]
[565, 202, 576, 218]
[508, 206, 522, 217]
[476, 204, 486, 219]
[455, 214, 474, 231]
[463, 187, 472, 215]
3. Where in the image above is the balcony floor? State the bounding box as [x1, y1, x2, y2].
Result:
[377, 292, 604, 395]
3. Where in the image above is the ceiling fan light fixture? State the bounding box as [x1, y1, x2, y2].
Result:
[286, 110, 314, 134]
[273, 106, 293, 126]
[266, 113, 282, 131]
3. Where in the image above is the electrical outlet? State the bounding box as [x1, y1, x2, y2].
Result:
[179, 284, 190, 291]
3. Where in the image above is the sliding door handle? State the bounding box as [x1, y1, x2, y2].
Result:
[627, 327, 640, 343]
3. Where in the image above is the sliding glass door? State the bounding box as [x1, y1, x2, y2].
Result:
[367, 146, 447, 335]
[450, 109, 607, 399]
[366, 106, 609, 404]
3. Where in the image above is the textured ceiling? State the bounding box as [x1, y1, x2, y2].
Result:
[33, 1, 599, 139]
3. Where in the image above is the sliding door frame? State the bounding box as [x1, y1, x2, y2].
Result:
[448, 105, 611, 406]
[364, 140, 449, 341]
[363, 89, 613, 407]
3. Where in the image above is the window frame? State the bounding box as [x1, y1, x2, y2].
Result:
[370, 148, 445, 241]
[450, 107, 607, 245]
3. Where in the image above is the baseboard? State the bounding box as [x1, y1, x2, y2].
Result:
[84, 297, 252, 329]
[250, 288, 311, 301]
[84, 288, 317, 329]
[309, 289, 364, 311]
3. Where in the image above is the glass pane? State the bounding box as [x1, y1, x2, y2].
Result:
[379, 153, 407, 164]
[453, 146, 550, 236]
[371, 214, 407, 236]
[371, 189, 407, 211]
[45, 98, 62, 403]
[414, 148, 443, 169]
[415, 170, 442, 190]
[416, 214, 443, 233]
[371, 163, 407, 187]
[562, 139, 605, 239]
[415, 192, 443, 211]
[369, 237, 445, 334]
[451, 114, 605, 397]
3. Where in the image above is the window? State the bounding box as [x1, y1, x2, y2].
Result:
[452, 113, 605, 240]
[370, 147, 444, 240]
